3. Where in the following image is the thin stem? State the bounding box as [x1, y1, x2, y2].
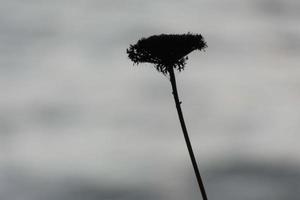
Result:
[168, 67, 208, 200]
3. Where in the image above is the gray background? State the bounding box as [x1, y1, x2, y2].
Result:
[1, 0, 300, 199]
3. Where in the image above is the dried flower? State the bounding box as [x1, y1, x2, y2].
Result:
[127, 33, 208, 200]
[127, 33, 207, 74]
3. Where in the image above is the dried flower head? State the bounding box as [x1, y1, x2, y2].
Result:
[127, 33, 207, 74]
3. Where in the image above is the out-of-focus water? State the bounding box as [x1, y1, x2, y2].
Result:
[1, 0, 300, 199]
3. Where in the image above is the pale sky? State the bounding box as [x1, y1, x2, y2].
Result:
[1, 0, 300, 199]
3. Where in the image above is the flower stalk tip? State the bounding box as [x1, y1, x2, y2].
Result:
[127, 33, 207, 74]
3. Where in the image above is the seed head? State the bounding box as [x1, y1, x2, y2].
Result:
[127, 33, 207, 74]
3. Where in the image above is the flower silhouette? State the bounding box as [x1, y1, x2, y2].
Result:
[127, 33, 208, 200]
[127, 33, 207, 74]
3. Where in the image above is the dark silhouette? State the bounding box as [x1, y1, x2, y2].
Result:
[127, 33, 208, 200]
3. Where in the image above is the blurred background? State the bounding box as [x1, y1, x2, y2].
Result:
[1, 0, 300, 199]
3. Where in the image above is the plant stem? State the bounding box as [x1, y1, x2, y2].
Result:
[168, 67, 208, 200]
